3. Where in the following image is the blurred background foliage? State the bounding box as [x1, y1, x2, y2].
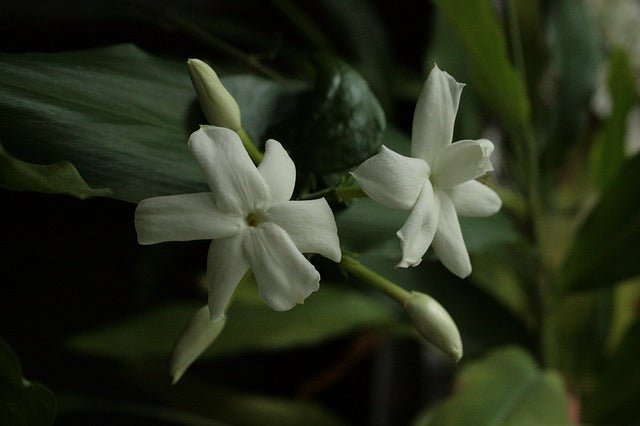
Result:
[1, 0, 640, 425]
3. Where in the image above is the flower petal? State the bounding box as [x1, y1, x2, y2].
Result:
[207, 234, 250, 320]
[170, 305, 226, 384]
[264, 199, 341, 262]
[396, 181, 439, 267]
[257, 139, 296, 203]
[432, 139, 494, 188]
[189, 126, 269, 214]
[243, 223, 320, 311]
[135, 193, 242, 245]
[411, 65, 465, 164]
[448, 180, 502, 217]
[432, 191, 471, 278]
[352, 145, 430, 210]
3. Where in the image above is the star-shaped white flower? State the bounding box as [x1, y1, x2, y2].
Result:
[352, 65, 501, 278]
[135, 126, 341, 320]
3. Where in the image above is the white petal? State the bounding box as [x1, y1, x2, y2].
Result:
[432, 139, 494, 188]
[411, 65, 465, 164]
[189, 126, 269, 214]
[207, 234, 250, 320]
[448, 180, 502, 217]
[243, 223, 320, 311]
[396, 181, 440, 268]
[352, 145, 430, 210]
[135, 193, 242, 245]
[258, 139, 296, 203]
[264, 199, 341, 262]
[432, 191, 471, 278]
[170, 305, 226, 384]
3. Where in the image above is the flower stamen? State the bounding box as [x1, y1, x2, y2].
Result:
[246, 211, 260, 227]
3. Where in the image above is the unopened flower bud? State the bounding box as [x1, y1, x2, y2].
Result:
[403, 291, 462, 362]
[188, 59, 242, 131]
[170, 305, 227, 384]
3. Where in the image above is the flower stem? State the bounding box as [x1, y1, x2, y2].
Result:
[340, 254, 411, 304]
[507, 0, 559, 368]
[237, 128, 264, 165]
[335, 185, 367, 203]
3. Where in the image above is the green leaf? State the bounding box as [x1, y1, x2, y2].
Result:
[544, 0, 599, 169]
[413, 346, 569, 426]
[272, 55, 386, 172]
[560, 152, 640, 291]
[430, 0, 530, 131]
[0, 44, 306, 203]
[0, 143, 111, 199]
[65, 284, 399, 362]
[0, 338, 56, 426]
[590, 49, 638, 189]
[586, 318, 640, 424]
[0, 45, 203, 203]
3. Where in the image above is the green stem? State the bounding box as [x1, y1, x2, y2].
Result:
[507, 0, 558, 368]
[335, 185, 367, 202]
[237, 128, 264, 165]
[340, 254, 411, 304]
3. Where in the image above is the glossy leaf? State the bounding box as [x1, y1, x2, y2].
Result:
[0, 44, 306, 203]
[430, 0, 530, 131]
[0, 143, 111, 199]
[560, 152, 640, 291]
[65, 284, 399, 362]
[413, 346, 569, 426]
[0, 338, 56, 426]
[272, 55, 386, 172]
[544, 0, 599, 168]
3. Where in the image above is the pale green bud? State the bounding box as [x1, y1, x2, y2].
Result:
[403, 291, 463, 362]
[170, 305, 226, 384]
[188, 59, 242, 131]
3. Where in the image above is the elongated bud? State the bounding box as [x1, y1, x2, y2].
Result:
[188, 59, 242, 131]
[170, 305, 226, 384]
[403, 291, 462, 362]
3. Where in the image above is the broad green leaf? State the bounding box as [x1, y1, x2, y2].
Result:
[586, 318, 640, 424]
[560, 152, 640, 291]
[0, 143, 111, 199]
[413, 346, 569, 426]
[272, 55, 386, 172]
[431, 0, 530, 131]
[0, 338, 56, 426]
[65, 284, 399, 362]
[0, 44, 306, 203]
[590, 49, 638, 189]
[544, 0, 599, 169]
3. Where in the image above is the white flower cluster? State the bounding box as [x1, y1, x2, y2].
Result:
[134, 64, 500, 380]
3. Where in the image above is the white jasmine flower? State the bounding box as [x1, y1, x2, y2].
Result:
[135, 126, 341, 320]
[352, 65, 501, 278]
